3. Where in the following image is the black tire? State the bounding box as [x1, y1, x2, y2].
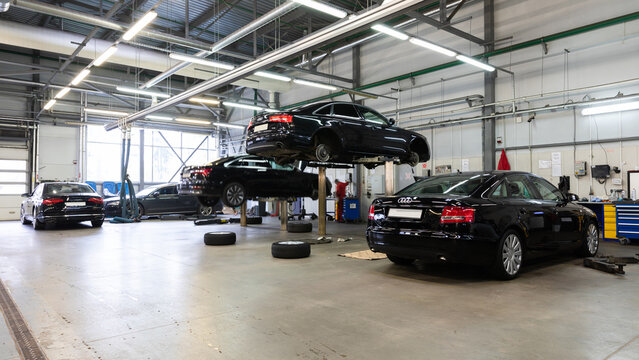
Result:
[387, 255, 415, 265]
[271, 241, 311, 259]
[20, 206, 31, 225]
[194, 218, 218, 226]
[311, 187, 319, 200]
[246, 216, 262, 225]
[198, 196, 220, 207]
[91, 220, 104, 228]
[222, 182, 246, 208]
[406, 151, 420, 167]
[578, 222, 599, 257]
[138, 203, 145, 216]
[492, 230, 524, 280]
[287, 221, 312, 233]
[32, 211, 45, 230]
[198, 204, 213, 217]
[204, 231, 236, 246]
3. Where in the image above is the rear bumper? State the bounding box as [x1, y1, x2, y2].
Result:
[367, 229, 497, 266]
[246, 132, 305, 156]
[39, 212, 104, 223]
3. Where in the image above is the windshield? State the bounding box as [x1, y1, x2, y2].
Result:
[397, 174, 492, 196]
[137, 185, 161, 197]
[45, 183, 95, 195]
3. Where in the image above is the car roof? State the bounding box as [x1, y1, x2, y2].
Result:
[430, 170, 537, 177]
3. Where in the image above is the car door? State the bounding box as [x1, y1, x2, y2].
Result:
[331, 103, 367, 154]
[357, 106, 406, 156]
[158, 185, 181, 213]
[528, 175, 583, 246]
[268, 160, 307, 197]
[225, 156, 276, 198]
[25, 184, 42, 219]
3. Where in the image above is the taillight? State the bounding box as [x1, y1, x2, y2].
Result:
[368, 204, 376, 220]
[269, 114, 292, 123]
[248, 119, 253, 128]
[440, 206, 475, 224]
[42, 198, 64, 205]
[88, 197, 103, 204]
[192, 168, 212, 177]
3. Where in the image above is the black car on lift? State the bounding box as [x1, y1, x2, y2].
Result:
[179, 154, 330, 208]
[20, 182, 105, 230]
[367, 171, 599, 279]
[245, 101, 430, 168]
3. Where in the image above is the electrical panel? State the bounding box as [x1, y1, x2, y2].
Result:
[575, 161, 587, 176]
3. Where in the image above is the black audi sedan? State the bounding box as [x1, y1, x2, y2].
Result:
[367, 171, 599, 279]
[20, 182, 105, 230]
[179, 154, 330, 208]
[245, 101, 430, 167]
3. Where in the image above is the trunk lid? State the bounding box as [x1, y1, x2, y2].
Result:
[372, 194, 470, 230]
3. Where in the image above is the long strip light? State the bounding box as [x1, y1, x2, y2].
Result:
[54, 87, 71, 99]
[84, 108, 129, 117]
[409, 38, 456, 57]
[43, 99, 56, 110]
[255, 71, 292, 82]
[582, 101, 639, 116]
[116, 86, 170, 99]
[213, 122, 246, 129]
[122, 11, 158, 41]
[175, 117, 211, 125]
[145, 115, 174, 121]
[293, 79, 338, 91]
[190, 97, 220, 105]
[291, 0, 347, 18]
[71, 69, 91, 85]
[456, 55, 495, 72]
[94, 46, 119, 66]
[223, 101, 265, 111]
[371, 24, 409, 41]
[169, 53, 235, 70]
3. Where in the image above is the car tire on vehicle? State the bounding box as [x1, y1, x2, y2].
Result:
[138, 203, 145, 216]
[198, 204, 213, 217]
[204, 231, 236, 246]
[579, 222, 599, 257]
[407, 151, 420, 167]
[271, 241, 311, 259]
[20, 207, 31, 225]
[492, 230, 524, 280]
[315, 143, 333, 162]
[222, 182, 246, 208]
[32, 211, 45, 230]
[387, 255, 415, 266]
[91, 220, 103, 228]
[287, 221, 312, 233]
[198, 196, 219, 207]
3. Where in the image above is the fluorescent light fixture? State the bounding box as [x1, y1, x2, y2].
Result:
[291, 0, 347, 18]
[223, 101, 264, 111]
[169, 53, 235, 70]
[43, 99, 56, 110]
[145, 115, 174, 121]
[213, 122, 245, 129]
[54, 87, 71, 99]
[456, 55, 495, 72]
[84, 108, 129, 117]
[409, 38, 456, 57]
[122, 11, 157, 41]
[255, 71, 292, 82]
[371, 24, 409, 41]
[582, 101, 639, 116]
[71, 69, 91, 85]
[116, 86, 170, 99]
[175, 117, 211, 125]
[93, 46, 118, 66]
[264, 108, 280, 113]
[293, 79, 338, 91]
[189, 97, 220, 105]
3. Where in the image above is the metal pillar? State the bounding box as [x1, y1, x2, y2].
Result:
[482, 0, 496, 171]
[318, 167, 327, 235]
[240, 202, 247, 226]
[280, 201, 287, 231]
[384, 161, 394, 196]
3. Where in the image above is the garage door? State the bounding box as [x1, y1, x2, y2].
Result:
[0, 147, 29, 220]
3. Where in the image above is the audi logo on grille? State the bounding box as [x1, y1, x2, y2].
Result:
[398, 197, 413, 204]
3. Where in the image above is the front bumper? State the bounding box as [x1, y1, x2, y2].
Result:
[367, 228, 497, 266]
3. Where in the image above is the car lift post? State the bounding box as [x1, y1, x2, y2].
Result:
[280, 201, 287, 231]
[385, 160, 394, 196]
[318, 166, 327, 235]
[240, 202, 247, 227]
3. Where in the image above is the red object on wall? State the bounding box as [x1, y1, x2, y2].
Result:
[498, 149, 511, 170]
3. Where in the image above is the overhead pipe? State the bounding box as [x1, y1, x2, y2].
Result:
[143, 1, 299, 89]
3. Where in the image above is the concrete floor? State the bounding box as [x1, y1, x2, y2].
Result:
[0, 218, 638, 360]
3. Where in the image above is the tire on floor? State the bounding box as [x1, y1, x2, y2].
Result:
[204, 231, 236, 245]
[287, 221, 312, 233]
[271, 241, 311, 259]
[246, 216, 262, 225]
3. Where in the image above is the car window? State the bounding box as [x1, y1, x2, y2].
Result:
[269, 161, 294, 171]
[34, 184, 43, 197]
[333, 104, 360, 118]
[158, 186, 177, 195]
[529, 176, 564, 202]
[45, 183, 95, 195]
[489, 181, 508, 198]
[504, 175, 535, 199]
[360, 107, 388, 126]
[314, 105, 332, 115]
[397, 174, 491, 196]
[227, 157, 271, 169]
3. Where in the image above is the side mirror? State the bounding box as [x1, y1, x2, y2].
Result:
[152, 192, 159, 198]
[388, 118, 396, 126]
[568, 193, 579, 202]
[21, 193, 29, 198]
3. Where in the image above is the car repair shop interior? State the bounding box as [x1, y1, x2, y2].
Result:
[0, 0, 638, 359]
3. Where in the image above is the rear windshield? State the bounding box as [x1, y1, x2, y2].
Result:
[45, 183, 95, 195]
[397, 174, 492, 196]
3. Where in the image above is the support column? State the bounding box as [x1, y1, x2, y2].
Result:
[384, 161, 394, 196]
[240, 202, 247, 226]
[318, 167, 327, 235]
[482, 0, 496, 171]
[280, 201, 287, 231]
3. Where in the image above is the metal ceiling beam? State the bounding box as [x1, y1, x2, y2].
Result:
[408, 10, 485, 45]
[105, 0, 427, 130]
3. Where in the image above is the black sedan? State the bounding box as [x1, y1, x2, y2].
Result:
[179, 155, 330, 208]
[103, 183, 220, 217]
[367, 171, 599, 279]
[245, 101, 430, 167]
[20, 182, 105, 230]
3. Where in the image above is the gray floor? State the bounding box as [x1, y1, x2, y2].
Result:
[0, 218, 638, 360]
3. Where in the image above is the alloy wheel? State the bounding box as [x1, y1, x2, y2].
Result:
[226, 184, 245, 207]
[199, 205, 213, 217]
[502, 234, 522, 276]
[586, 223, 599, 255]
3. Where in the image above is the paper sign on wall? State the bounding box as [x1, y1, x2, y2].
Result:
[551, 152, 562, 177]
[539, 160, 551, 169]
[461, 159, 470, 172]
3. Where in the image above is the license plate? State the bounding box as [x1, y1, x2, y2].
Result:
[182, 171, 190, 178]
[254, 124, 268, 132]
[66, 202, 85, 207]
[388, 208, 422, 219]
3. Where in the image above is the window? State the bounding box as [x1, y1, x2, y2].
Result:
[157, 186, 177, 195]
[314, 105, 332, 115]
[333, 104, 360, 118]
[359, 107, 388, 126]
[228, 157, 271, 169]
[0, 159, 27, 195]
[505, 175, 535, 199]
[529, 176, 564, 202]
[269, 160, 294, 171]
[489, 181, 509, 198]
[45, 183, 95, 195]
[398, 174, 492, 196]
